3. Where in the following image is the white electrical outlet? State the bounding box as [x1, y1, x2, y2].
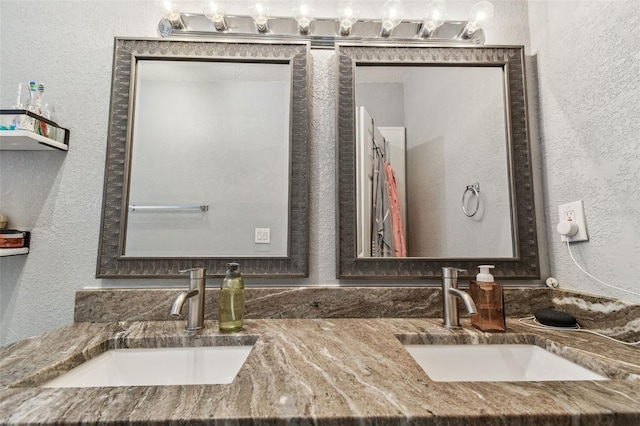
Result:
[557, 200, 589, 242]
[254, 228, 271, 244]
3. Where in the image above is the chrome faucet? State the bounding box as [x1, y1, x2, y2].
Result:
[170, 268, 206, 331]
[441, 267, 478, 329]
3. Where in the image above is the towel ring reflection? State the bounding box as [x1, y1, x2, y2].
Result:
[462, 182, 480, 217]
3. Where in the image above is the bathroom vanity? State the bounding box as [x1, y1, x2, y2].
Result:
[1, 288, 639, 425]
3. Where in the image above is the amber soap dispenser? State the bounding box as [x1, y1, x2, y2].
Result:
[469, 265, 506, 332]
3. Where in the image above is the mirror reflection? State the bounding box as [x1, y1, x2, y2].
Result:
[355, 65, 515, 259]
[336, 45, 538, 279]
[97, 38, 309, 277]
[124, 60, 291, 258]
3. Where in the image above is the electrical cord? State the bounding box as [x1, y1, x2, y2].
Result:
[566, 240, 640, 297]
[518, 316, 640, 346]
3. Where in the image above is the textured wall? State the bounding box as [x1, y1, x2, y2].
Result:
[0, 0, 540, 346]
[528, 1, 640, 305]
[0, 1, 176, 346]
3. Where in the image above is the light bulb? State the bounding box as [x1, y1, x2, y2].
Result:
[463, 0, 494, 37]
[380, 0, 404, 37]
[420, 1, 447, 37]
[294, 1, 315, 34]
[337, 1, 360, 35]
[248, 0, 271, 32]
[203, 1, 227, 31]
[164, 1, 182, 27]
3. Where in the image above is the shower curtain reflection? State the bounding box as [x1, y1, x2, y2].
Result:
[357, 106, 407, 258]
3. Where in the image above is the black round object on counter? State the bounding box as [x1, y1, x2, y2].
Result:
[534, 309, 578, 328]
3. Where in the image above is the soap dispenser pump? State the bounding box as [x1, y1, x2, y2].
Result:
[218, 263, 245, 333]
[469, 265, 506, 332]
[476, 265, 495, 283]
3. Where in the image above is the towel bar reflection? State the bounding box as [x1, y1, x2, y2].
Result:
[129, 205, 209, 212]
[462, 183, 480, 217]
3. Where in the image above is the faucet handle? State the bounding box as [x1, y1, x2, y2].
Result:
[179, 268, 206, 279]
[441, 267, 466, 278]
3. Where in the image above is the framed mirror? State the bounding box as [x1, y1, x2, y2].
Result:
[97, 38, 310, 277]
[336, 44, 539, 279]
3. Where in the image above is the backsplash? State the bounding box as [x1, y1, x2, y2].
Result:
[74, 287, 552, 322]
[75, 287, 639, 343]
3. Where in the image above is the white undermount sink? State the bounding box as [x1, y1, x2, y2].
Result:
[404, 344, 608, 382]
[42, 346, 254, 388]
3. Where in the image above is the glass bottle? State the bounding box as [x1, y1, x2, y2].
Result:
[218, 263, 245, 333]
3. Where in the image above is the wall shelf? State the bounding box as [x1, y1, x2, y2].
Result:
[0, 247, 29, 257]
[0, 230, 31, 257]
[0, 110, 70, 151]
[0, 130, 68, 151]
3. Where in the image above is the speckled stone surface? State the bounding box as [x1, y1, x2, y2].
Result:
[1, 318, 639, 425]
[74, 287, 554, 322]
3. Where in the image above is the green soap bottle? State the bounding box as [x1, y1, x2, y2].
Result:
[218, 263, 245, 333]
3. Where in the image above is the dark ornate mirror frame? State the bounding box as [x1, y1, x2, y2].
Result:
[97, 37, 310, 278]
[336, 44, 540, 280]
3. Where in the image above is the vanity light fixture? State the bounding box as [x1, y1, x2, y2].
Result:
[461, 0, 494, 38]
[294, 1, 315, 35]
[380, 0, 404, 37]
[418, 1, 447, 38]
[203, 1, 228, 32]
[157, 1, 492, 47]
[337, 1, 360, 36]
[248, 0, 271, 33]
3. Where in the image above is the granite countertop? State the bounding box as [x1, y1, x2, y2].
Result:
[1, 318, 639, 425]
